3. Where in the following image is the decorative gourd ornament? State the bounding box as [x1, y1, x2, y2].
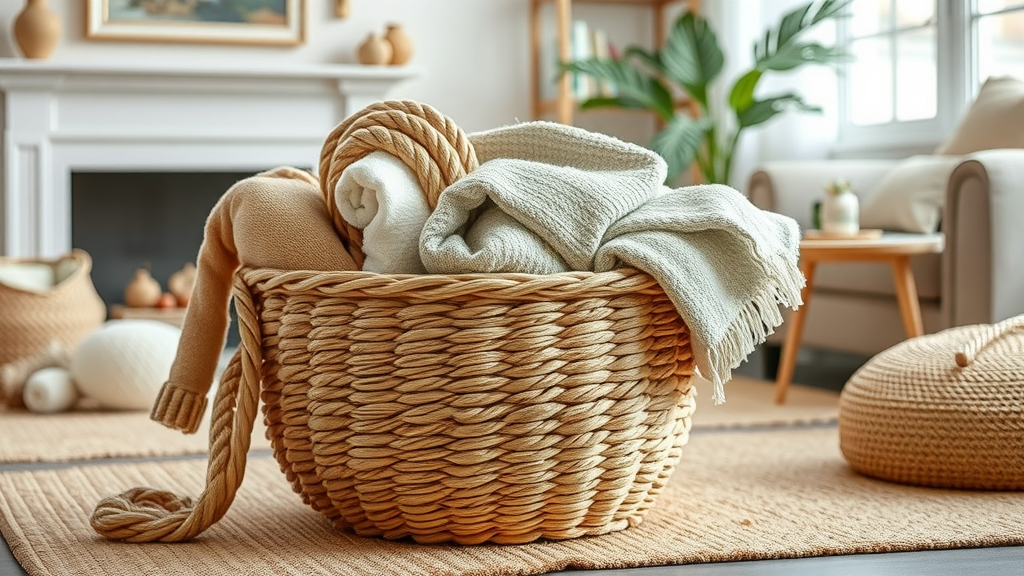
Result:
[124, 268, 162, 308]
[168, 262, 196, 307]
[70, 320, 182, 410]
[23, 366, 79, 413]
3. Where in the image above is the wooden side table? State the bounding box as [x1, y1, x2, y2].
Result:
[775, 232, 945, 404]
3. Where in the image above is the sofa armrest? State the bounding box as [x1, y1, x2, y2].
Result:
[747, 160, 899, 229]
[943, 149, 1024, 326]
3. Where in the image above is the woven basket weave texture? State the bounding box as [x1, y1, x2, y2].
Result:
[87, 100, 699, 546]
[839, 317, 1024, 489]
[0, 250, 105, 367]
[245, 266, 696, 544]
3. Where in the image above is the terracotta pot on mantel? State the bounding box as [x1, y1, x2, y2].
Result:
[13, 0, 62, 60]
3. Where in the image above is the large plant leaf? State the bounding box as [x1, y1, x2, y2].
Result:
[728, 70, 763, 113]
[659, 12, 724, 107]
[561, 58, 675, 120]
[774, 3, 814, 54]
[623, 46, 663, 75]
[578, 96, 645, 111]
[759, 42, 849, 71]
[737, 94, 821, 128]
[807, 0, 854, 25]
[651, 114, 715, 181]
[754, 0, 852, 69]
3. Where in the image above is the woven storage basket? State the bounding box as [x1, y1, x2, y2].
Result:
[0, 249, 105, 368]
[89, 100, 697, 546]
[839, 315, 1024, 490]
[242, 265, 695, 544]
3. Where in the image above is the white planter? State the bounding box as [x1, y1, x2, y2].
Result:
[822, 191, 860, 236]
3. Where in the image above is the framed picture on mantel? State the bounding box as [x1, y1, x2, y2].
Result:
[86, 0, 304, 46]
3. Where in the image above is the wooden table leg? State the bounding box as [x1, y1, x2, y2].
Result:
[891, 256, 924, 337]
[775, 259, 816, 404]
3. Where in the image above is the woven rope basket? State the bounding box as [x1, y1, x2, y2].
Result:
[839, 315, 1024, 490]
[243, 266, 696, 544]
[0, 249, 105, 368]
[89, 100, 696, 545]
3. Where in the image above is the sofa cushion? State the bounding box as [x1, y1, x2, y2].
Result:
[859, 155, 963, 233]
[936, 76, 1024, 155]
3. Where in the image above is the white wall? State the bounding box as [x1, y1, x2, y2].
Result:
[0, 0, 533, 133]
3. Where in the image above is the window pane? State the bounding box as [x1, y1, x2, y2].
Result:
[977, 1, 1024, 16]
[896, 0, 935, 28]
[850, 0, 891, 38]
[976, 9, 1024, 82]
[895, 27, 937, 121]
[849, 37, 894, 125]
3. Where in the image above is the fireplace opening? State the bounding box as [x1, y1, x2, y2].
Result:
[71, 171, 271, 347]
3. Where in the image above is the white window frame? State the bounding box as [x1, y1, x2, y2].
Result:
[834, 0, 977, 157]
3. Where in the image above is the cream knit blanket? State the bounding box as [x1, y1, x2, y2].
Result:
[420, 122, 804, 401]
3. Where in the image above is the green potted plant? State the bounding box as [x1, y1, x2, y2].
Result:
[561, 0, 851, 184]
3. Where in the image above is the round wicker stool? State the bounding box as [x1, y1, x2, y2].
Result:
[838, 315, 1024, 490]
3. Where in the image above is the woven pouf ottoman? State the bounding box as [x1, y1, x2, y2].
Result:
[838, 315, 1024, 489]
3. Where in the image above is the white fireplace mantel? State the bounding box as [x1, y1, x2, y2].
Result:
[0, 59, 421, 258]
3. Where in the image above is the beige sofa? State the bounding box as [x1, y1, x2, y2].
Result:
[748, 151, 1024, 359]
[746, 76, 1024, 363]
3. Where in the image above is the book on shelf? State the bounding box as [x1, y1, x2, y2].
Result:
[535, 13, 620, 109]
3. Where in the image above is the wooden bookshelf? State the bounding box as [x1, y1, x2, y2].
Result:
[529, 0, 699, 125]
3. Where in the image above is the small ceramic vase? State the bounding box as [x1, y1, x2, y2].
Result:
[821, 186, 860, 236]
[357, 33, 393, 66]
[384, 23, 413, 65]
[124, 268, 163, 308]
[13, 0, 62, 60]
[168, 262, 197, 307]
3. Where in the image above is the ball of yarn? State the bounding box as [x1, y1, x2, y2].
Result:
[70, 320, 181, 410]
[23, 366, 79, 413]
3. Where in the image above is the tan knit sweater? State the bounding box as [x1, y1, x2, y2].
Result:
[151, 167, 357, 433]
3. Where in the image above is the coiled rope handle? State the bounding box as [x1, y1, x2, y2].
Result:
[90, 274, 262, 542]
[318, 99, 479, 268]
[954, 314, 1024, 367]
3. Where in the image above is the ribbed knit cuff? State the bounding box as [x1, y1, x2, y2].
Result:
[150, 381, 208, 434]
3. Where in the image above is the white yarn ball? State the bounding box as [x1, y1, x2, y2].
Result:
[70, 320, 181, 410]
[23, 366, 79, 413]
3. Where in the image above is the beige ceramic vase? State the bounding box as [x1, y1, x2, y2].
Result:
[384, 23, 413, 65]
[13, 0, 62, 60]
[124, 268, 163, 308]
[357, 32, 393, 66]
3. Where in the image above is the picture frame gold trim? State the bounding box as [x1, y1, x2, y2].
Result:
[86, 0, 305, 46]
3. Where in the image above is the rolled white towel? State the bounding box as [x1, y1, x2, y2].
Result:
[334, 151, 430, 274]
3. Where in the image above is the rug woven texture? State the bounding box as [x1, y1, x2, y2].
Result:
[2, 427, 1021, 576]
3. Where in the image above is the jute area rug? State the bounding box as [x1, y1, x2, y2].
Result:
[3, 427, 1021, 576]
[0, 376, 837, 463]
